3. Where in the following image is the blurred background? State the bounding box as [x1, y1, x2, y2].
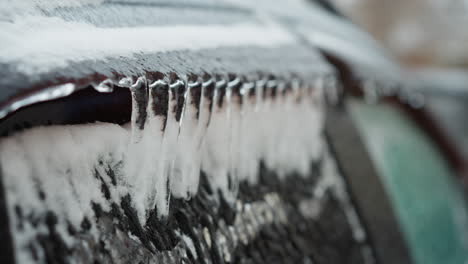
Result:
[318, 2, 468, 262]
[331, 0, 468, 67]
[330, 0, 468, 180]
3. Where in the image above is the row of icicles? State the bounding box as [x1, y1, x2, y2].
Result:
[88, 72, 331, 221]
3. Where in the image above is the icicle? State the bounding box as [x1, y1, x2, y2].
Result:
[146, 78, 169, 215]
[169, 76, 188, 200]
[227, 75, 242, 198]
[269, 79, 288, 176]
[250, 77, 267, 181]
[324, 74, 340, 105]
[186, 75, 216, 195]
[158, 77, 185, 215]
[129, 77, 148, 141]
[125, 76, 155, 223]
[148, 79, 170, 131]
[201, 76, 233, 201]
[262, 78, 276, 172]
[238, 79, 258, 184]
[171, 75, 202, 199]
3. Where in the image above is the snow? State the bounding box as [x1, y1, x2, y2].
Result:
[0, 74, 329, 257]
[0, 14, 294, 76]
[0, 0, 378, 261]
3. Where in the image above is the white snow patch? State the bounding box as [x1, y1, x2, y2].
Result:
[0, 15, 295, 75]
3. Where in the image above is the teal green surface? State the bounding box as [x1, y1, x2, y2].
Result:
[349, 100, 468, 264]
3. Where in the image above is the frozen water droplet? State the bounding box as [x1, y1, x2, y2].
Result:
[94, 79, 114, 93]
[118, 77, 133, 88]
